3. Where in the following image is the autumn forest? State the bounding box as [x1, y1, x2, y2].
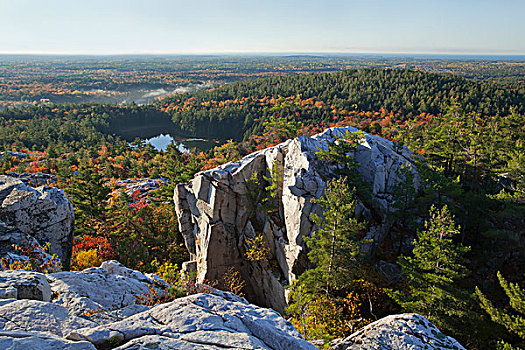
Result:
[1, 55, 525, 349]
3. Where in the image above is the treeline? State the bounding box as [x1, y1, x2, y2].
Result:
[160, 68, 525, 140]
[0, 103, 171, 153]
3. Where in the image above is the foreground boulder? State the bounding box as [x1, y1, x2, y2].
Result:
[329, 314, 466, 350]
[67, 293, 317, 350]
[0, 269, 52, 301]
[0, 261, 316, 349]
[0, 176, 75, 269]
[48, 260, 155, 319]
[0, 330, 96, 350]
[0, 299, 96, 336]
[174, 126, 419, 313]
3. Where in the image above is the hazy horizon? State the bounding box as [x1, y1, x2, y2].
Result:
[1, 53, 524, 60]
[1, 0, 524, 56]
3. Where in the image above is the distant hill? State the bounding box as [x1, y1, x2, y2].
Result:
[159, 68, 525, 140]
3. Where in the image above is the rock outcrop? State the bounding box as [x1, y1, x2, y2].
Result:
[328, 313, 466, 350]
[0, 270, 52, 301]
[67, 293, 317, 350]
[0, 175, 75, 270]
[115, 178, 168, 199]
[0, 330, 96, 350]
[4, 171, 57, 186]
[174, 127, 419, 313]
[0, 261, 317, 350]
[48, 260, 155, 319]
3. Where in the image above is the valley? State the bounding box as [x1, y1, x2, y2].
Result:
[1, 56, 524, 349]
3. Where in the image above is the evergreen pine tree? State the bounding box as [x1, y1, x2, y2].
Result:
[302, 177, 367, 295]
[287, 177, 367, 341]
[66, 162, 111, 235]
[316, 130, 374, 207]
[317, 130, 362, 178]
[390, 205, 470, 329]
[390, 163, 418, 254]
[476, 272, 525, 350]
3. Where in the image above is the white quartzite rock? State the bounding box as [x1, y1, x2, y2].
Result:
[47, 264, 154, 318]
[0, 263, 318, 349]
[0, 330, 96, 350]
[67, 293, 317, 350]
[174, 127, 419, 313]
[100, 260, 153, 283]
[0, 269, 52, 302]
[0, 299, 96, 336]
[0, 175, 75, 270]
[329, 313, 466, 350]
[114, 334, 263, 350]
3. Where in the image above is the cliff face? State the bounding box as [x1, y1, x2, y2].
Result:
[0, 176, 75, 270]
[174, 127, 419, 313]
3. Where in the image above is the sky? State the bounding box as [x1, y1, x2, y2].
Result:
[0, 0, 524, 55]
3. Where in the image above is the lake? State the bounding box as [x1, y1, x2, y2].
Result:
[144, 134, 221, 152]
[144, 134, 186, 152]
[111, 111, 221, 153]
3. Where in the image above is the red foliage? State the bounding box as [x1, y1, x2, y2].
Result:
[72, 235, 115, 261]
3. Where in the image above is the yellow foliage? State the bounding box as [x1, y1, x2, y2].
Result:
[343, 291, 373, 332]
[289, 279, 384, 343]
[71, 249, 103, 271]
[152, 259, 179, 285]
[223, 267, 245, 297]
[245, 234, 270, 262]
[290, 296, 348, 343]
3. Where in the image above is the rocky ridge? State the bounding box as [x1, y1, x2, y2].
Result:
[0, 172, 467, 349]
[0, 260, 317, 350]
[174, 126, 419, 313]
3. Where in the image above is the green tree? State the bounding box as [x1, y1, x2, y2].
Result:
[302, 177, 366, 295]
[154, 141, 201, 203]
[317, 130, 374, 210]
[390, 163, 418, 254]
[476, 272, 525, 350]
[66, 162, 111, 235]
[317, 130, 362, 178]
[102, 191, 186, 272]
[287, 177, 367, 341]
[262, 113, 300, 140]
[425, 101, 463, 177]
[390, 205, 471, 330]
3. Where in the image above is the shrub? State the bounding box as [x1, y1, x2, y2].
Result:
[152, 259, 180, 285]
[72, 249, 103, 271]
[0, 240, 61, 273]
[71, 235, 115, 271]
[223, 267, 246, 297]
[245, 234, 270, 262]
